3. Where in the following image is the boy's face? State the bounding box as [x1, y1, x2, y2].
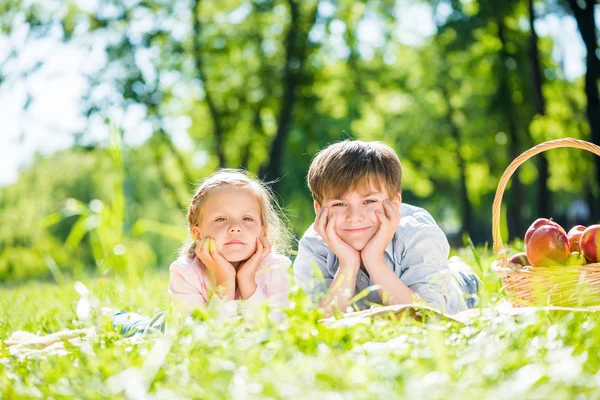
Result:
[315, 182, 401, 251]
[191, 186, 265, 263]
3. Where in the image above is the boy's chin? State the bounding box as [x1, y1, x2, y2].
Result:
[341, 236, 372, 252]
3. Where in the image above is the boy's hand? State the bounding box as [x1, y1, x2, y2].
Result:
[237, 236, 271, 282]
[195, 237, 236, 299]
[361, 200, 401, 269]
[314, 207, 361, 269]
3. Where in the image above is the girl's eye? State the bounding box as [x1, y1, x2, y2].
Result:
[215, 217, 226, 222]
[243, 217, 254, 222]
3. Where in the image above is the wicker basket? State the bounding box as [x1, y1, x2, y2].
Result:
[491, 137, 600, 307]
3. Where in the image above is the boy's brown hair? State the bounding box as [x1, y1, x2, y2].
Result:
[307, 140, 403, 205]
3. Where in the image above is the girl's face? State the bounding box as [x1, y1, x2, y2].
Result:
[192, 186, 265, 264]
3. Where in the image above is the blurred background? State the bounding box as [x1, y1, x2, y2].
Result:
[0, 0, 598, 283]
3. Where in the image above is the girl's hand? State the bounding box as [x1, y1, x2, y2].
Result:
[237, 237, 271, 299]
[314, 207, 361, 270]
[195, 237, 236, 300]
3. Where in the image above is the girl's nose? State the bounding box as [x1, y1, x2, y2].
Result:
[229, 222, 242, 233]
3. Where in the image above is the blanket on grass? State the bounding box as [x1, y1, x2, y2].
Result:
[6, 302, 600, 359]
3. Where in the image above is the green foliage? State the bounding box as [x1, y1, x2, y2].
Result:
[0, 139, 187, 282]
[2, 0, 598, 250]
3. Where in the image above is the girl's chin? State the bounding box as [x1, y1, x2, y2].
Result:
[222, 249, 256, 263]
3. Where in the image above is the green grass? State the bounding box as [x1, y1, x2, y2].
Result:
[2, 247, 600, 399]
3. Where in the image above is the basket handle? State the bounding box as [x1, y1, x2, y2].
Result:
[492, 137, 600, 267]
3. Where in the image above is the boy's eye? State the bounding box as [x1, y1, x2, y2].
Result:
[364, 199, 377, 204]
[332, 203, 345, 207]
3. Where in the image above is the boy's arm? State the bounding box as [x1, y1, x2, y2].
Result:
[362, 200, 420, 306]
[293, 234, 332, 300]
[318, 259, 361, 316]
[364, 260, 419, 306]
[294, 230, 360, 316]
[314, 208, 363, 315]
[397, 224, 467, 314]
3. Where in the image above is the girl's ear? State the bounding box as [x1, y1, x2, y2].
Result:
[191, 225, 201, 241]
[261, 224, 267, 237]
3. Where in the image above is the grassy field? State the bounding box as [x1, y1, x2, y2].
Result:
[2, 247, 600, 399]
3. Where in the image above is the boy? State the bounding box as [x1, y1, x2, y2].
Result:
[294, 140, 478, 315]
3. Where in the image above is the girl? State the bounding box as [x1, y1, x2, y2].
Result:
[168, 169, 293, 315]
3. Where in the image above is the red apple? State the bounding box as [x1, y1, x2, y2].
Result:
[526, 225, 570, 267]
[580, 224, 600, 263]
[567, 225, 586, 253]
[525, 218, 567, 245]
[508, 252, 529, 268]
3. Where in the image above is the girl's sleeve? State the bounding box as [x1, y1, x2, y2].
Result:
[168, 260, 208, 311]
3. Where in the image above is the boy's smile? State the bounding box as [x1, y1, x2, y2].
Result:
[343, 226, 372, 233]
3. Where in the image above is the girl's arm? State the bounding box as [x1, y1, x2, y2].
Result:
[240, 255, 291, 307]
[241, 256, 291, 322]
[237, 237, 272, 299]
[260, 258, 290, 309]
[168, 262, 208, 310]
[169, 260, 240, 318]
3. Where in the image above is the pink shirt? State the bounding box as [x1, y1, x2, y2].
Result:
[168, 252, 291, 312]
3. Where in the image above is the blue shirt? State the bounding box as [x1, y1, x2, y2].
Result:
[293, 203, 468, 314]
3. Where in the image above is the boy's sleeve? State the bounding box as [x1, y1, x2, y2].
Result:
[399, 224, 467, 314]
[293, 233, 332, 302]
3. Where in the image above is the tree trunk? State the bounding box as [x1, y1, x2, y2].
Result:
[192, 0, 226, 168]
[157, 128, 195, 189]
[497, 19, 525, 239]
[151, 134, 187, 211]
[440, 84, 473, 238]
[528, 0, 551, 219]
[344, 10, 368, 123]
[259, 1, 318, 194]
[259, 0, 300, 191]
[567, 0, 600, 221]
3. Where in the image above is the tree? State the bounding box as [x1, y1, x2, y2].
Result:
[565, 0, 600, 220]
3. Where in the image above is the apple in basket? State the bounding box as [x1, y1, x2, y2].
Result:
[507, 252, 529, 268]
[563, 252, 587, 266]
[525, 218, 567, 245]
[567, 225, 587, 253]
[580, 225, 600, 263]
[526, 225, 570, 267]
